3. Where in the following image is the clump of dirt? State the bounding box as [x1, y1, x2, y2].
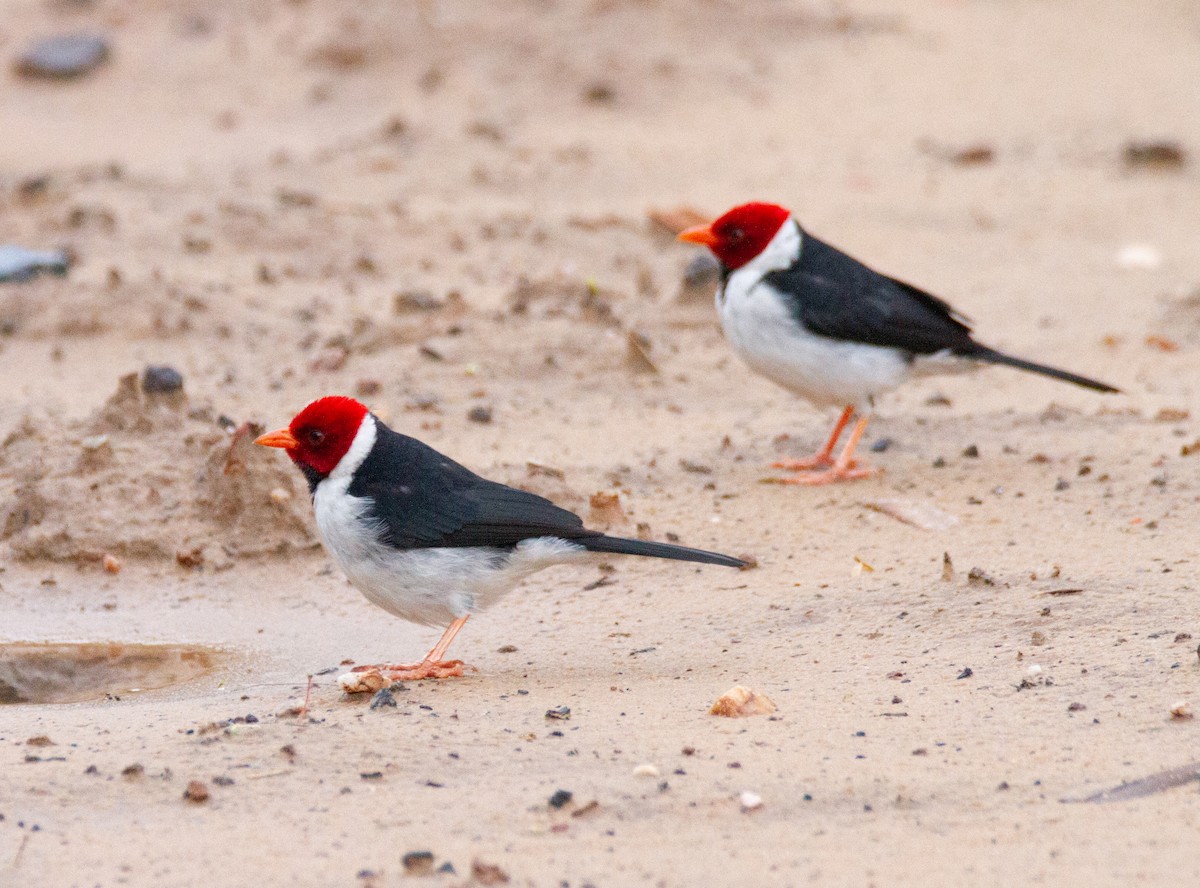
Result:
[0, 373, 316, 565]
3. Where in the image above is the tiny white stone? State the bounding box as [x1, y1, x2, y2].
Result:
[632, 764, 660, 778]
[1115, 243, 1163, 270]
[740, 791, 763, 811]
[1026, 664, 1042, 678]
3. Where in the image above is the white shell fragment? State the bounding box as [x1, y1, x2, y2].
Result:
[864, 498, 959, 531]
[632, 764, 661, 778]
[338, 670, 387, 694]
[710, 686, 777, 717]
[739, 791, 763, 812]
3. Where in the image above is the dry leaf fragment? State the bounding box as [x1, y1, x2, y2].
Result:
[625, 331, 659, 374]
[710, 686, 777, 718]
[865, 498, 959, 531]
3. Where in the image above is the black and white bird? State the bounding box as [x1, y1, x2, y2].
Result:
[256, 396, 745, 687]
[678, 202, 1118, 484]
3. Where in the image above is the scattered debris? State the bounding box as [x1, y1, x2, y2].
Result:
[401, 851, 435, 876]
[587, 491, 626, 525]
[941, 552, 955, 582]
[496, 644, 518, 654]
[0, 245, 70, 283]
[369, 687, 397, 710]
[919, 139, 995, 166]
[572, 799, 600, 819]
[470, 859, 510, 886]
[852, 556, 874, 576]
[710, 686, 777, 718]
[864, 499, 958, 531]
[544, 705, 571, 721]
[967, 567, 996, 586]
[102, 553, 121, 573]
[1064, 761, 1200, 803]
[547, 789, 573, 809]
[14, 34, 110, 80]
[121, 763, 144, 778]
[466, 405, 493, 424]
[739, 790, 764, 812]
[1144, 334, 1179, 352]
[1123, 140, 1187, 171]
[1170, 701, 1193, 721]
[625, 331, 659, 374]
[183, 780, 209, 803]
[632, 764, 660, 778]
[1031, 631, 1047, 646]
[339, 668, 393, 694]
[956, 667, 973, 679]
[25, 735, 54, 747]
[393, 290, 443, 313]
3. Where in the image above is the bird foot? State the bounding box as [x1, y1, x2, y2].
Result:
[772, 464, 878, 486]
[338, 660, 467, 693]
[771, 454, 856, 471]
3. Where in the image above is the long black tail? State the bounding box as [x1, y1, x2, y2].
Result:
[971, 345, 1119, 393]
[580, 535, 746, 568]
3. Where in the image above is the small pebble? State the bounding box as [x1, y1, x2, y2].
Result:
[739, 790, 763, 812]
[102, 553, 121, 573]
[15, 34, 110, 80]
[1170, 701, 1193, 721]
[547, 789, 573, 809]
[369, 687, 397, 710]
[142, 365, 184, 394]
[183, 780, 209, 802]
[467, 405, 493, 424]
[632, 764, 660, 778]
[544, 705, 571, 720]
[401, 851, 435, 876]
[0, 244, 70, 282]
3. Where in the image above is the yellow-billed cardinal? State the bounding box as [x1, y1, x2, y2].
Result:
[256, 396, 745, 687]
[679, 202, 1118, 484]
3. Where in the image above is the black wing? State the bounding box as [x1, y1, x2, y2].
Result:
[761, 231, 982, 357]
[346, 422, 600, 551]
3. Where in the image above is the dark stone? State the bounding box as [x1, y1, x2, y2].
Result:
[15, 34, 110, 80]
[0, 245, 70, 283]
[548, 789, 573, 809]
[369, 687, 396, 710]
[467, 405, 493, 424]
[141, 365, 184, 394]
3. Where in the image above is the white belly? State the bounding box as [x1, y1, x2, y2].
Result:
[718, 272, 911, 412]
[313, 477, 587, 626]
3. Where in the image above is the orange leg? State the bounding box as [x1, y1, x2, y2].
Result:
[779, 415, 878, 485]
[773, 406, 855, 471]
[350, 614, 471, 682]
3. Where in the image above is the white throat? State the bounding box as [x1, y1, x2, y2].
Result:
[329, 413, 377, 482]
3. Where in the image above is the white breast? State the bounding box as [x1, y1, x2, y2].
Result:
[312, 416, 588, 627]
[718, 221, 911, 412]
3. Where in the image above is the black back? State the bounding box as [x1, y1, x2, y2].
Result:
[345, 422, 602, 551]
[760, 230, 982, 358]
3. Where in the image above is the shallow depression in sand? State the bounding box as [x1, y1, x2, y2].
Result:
[0, 642, 223, 704]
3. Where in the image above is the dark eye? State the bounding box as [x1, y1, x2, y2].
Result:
[727, 227, 745, 241]
[306, 429, 326, 446]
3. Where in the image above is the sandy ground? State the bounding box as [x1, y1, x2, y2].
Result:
[2, 0, 1200, 885]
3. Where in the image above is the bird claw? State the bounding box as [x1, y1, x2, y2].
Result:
[771, 455, 858, 471]
[339, 659, 468, 692]
[775, 464, 878, 486]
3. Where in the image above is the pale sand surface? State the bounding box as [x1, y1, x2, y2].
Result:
[2, 1, 1199, 885]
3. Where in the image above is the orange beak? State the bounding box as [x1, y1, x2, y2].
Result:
[255, 428, 299, 450]
[677, 223, 719, 249]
